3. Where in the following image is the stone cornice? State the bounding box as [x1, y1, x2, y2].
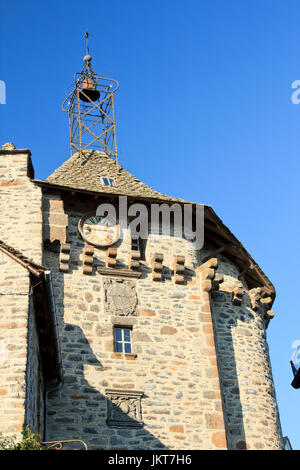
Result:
[0, 148, 31, 156]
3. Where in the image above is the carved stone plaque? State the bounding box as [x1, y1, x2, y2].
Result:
[106, 389, 144, 427]
[103, 278, 138, 316]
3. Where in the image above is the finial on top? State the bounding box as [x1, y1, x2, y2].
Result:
[84, 30, 92, 63]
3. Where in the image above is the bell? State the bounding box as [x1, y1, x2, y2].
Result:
[79, 77, 100, 102]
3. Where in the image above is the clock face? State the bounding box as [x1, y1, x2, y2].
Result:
[78, 214, 120, 247]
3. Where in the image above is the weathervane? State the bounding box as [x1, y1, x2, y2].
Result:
[62, 31, 119, 166]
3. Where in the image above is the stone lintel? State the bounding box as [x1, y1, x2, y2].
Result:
[106, 388, 144, 397]
[97, 267, 142, 278]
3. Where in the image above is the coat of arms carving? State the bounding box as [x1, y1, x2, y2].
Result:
[103, 278, 138, 316]
[106, 389, 144, 427]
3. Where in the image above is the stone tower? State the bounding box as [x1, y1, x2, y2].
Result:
[0, 47, 283, 450]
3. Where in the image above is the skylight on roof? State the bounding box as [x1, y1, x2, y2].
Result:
[101, 177, 117, 187]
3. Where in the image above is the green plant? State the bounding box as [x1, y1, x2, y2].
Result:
[0, 425, 45, 450]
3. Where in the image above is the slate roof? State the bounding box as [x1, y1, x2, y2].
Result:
[47, 150, 186, 203]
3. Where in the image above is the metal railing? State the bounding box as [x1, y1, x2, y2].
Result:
[42, 440, 88, 450]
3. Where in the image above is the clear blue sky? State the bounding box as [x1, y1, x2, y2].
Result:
[1, 0, 300, 449]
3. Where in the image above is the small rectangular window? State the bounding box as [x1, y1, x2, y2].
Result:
[114, 327, 132, 354]
[101, 177, 117, 187]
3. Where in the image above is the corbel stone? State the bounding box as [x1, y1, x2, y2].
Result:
[259, 287, 274, 310]
[82, 244, 94, 275]
[151, 253, 163, 282]
[264, 310, 274, 328]
[232, 287, 244, 306]
[248, 287, 274, 311]
[173, 255, 185, 284]
[128, 250, 141, 271]
[248, 287, 275, 328]
[59, 243, 71, 273]
[197, 258, 218, 292]
[212, 273, 224, 292]
[248, 288, 261, 311]
[106, 247, 117, 268]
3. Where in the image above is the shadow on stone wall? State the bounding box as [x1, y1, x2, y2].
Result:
[42, 207, 167, 450]
[211, 287, 279, 450]
[47, 323, 168, 450]
[212, 290, 249, 450]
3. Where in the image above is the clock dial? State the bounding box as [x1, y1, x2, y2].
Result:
[78, 214, 120, 247]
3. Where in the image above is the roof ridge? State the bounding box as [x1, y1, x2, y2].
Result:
[46, 150, 187, 202]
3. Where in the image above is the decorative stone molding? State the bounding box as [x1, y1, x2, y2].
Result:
[103, 278, 138, 316]
[82, 244, 94, 275]
[106, 247, 117, 268]
[105, 389, 144, 428]
[59, 243, 71, 273]
[151, 253, 164, 282]
[173, 255, 185, 284]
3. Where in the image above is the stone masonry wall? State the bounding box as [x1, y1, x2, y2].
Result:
[0, 143, 44, 437]
[0, 144, 43, 262]
[44, 192, 227, 450]
[43, 190, 283, 450]
[0, 143, 283, 449]
[0, 256, 44, 437]
[44, 189, 281, 449]
[0, 256, 30, 435]
[210, 255, 283, 450]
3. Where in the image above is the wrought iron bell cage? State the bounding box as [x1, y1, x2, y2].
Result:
[62, 33, 119, 166]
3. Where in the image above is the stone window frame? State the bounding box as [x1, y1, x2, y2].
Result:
[114, 325, 132, 353]
[111, 318, 138, 360]
[106, 388, 144, 428]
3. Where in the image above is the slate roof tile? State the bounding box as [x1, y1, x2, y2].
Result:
[47, 151, 187, 203]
